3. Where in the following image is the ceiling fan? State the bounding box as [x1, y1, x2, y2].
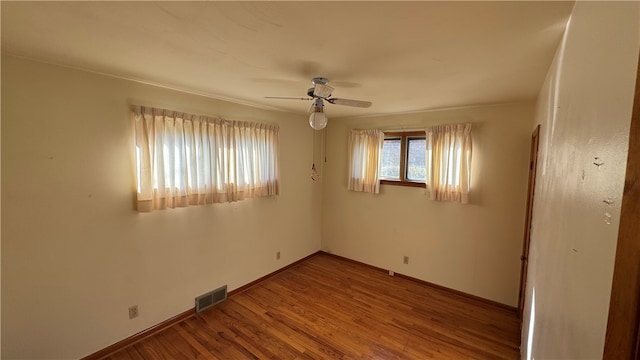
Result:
[265, 77, 372, 130]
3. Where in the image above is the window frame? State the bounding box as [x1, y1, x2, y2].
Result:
[380, 131, 426, 188]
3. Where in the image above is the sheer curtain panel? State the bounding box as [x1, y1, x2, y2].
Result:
[133, 106, 279, 212]
[425, 123, 472, 203]
[348, 129, 384, 194]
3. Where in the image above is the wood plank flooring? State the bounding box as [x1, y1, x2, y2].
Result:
[105, 253, 520, 359]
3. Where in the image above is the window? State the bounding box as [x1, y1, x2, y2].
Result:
[133, 106, 279, 212]
[380, 131, 426, 188]
[347, 124, 472, 203]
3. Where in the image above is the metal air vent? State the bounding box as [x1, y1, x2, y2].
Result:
[195, 285, 227, 313]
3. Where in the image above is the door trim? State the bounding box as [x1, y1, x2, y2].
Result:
[603, 52, 640, 359]
[518, 125, 540, 320]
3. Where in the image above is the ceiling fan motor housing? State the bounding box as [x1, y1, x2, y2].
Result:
[311, 77, 329, 85]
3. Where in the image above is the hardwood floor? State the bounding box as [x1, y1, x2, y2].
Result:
[105, 253, 520, 359]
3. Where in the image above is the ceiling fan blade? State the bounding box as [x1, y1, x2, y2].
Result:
[327, 98, 372, 108]
[265, 96, 313, 100]
[313, 84, 334, 98]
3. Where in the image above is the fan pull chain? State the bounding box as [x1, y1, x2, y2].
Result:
[323, 128, 327, 163]
[311, 129, 319, 181]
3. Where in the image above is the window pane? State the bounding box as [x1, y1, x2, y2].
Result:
[381, 139, 401, 179]
[406, 138, 426, 181]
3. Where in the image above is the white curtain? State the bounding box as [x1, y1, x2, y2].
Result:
[348, 129, 384, 194]
[133, 106, 279, 212]
[425, 123, 472, 203]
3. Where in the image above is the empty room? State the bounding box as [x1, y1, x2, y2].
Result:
[2, 1, 639, 359]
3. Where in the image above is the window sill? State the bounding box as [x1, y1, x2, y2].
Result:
[380, 180, 426, 188]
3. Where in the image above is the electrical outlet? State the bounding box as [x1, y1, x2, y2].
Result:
[389, 270, 395, 276]
[128, 305, 138, 319]
[403, 256, 409, 264]
[276, 251, 281, 260]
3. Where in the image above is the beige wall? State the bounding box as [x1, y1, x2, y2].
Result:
[521, 2, 640, 359]
[1, 56, 322, 359]
[321, 102, 534, 306]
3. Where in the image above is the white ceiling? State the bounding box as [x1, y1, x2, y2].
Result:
[1, 1, 574, 118]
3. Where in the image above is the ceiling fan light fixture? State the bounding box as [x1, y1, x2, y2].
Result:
[309, 99, 327, 130]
